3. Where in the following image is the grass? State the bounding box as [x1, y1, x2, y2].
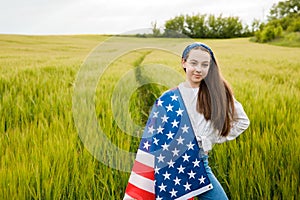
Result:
[0, 34, 299, 199]
[270, 32, 300, 48]
[250, 31, 300, 48]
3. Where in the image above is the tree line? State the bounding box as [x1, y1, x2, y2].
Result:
[137, 0, 299, 42]
[141, 14, 252, 38]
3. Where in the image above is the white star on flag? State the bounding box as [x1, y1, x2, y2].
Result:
[188, 170, 196, 179]
[158, 183, 167, 192]
[148, 125, 155, 134]
[169, 188, 178, 197]
[157, 99, 164, 106]
[157, 154, 165, 163]
[171, 119, 179, 128]
[161, 142, 169, 151]
[176, 108, 184, 116]
[154, 166, 160, 174]
[182, 153, 190, 162]
[153, 137, 159, 145]
[199, 175, 206, 184]
[177, 165, 185, 174]
[173, 176, 181, 185]
[192, 158, 201, 167]
[170, 94, 179, 101]
[172, 148, 180, 156]
[181, 124, 189, 133]
[166, 131, 174, 139]
[184, 182, 192, 191]
[161, 114, 169, 123]
[166, 104, 174, 112]
[157, 126, 164, 134]
[176, 136, 184, 144]
[167, 159, 175, 168]
[187, 141, 195, 150]
[143, 141, 151, 150]
[156, 196, 163, 200]
[162, 171, 171, 180]
[153, 111, 159, 118]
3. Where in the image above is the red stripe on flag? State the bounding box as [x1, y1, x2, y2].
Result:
[125, 182, 155, 200]
[132, 160, 155, 181]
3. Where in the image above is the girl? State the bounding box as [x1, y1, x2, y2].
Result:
[124, 43, 250, 200]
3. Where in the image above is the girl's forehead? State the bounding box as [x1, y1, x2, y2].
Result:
[188, 49, 211, 60]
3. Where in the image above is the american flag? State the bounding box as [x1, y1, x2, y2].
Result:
[124, 88, 213, 200]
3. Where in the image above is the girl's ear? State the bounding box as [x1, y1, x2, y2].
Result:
[181, 58, 186, 67]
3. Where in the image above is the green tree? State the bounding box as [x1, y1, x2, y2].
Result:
[287, 16, 300, 32]
[251, 19, 263, 33]
[185, 14, 207, 38]
[151, 21, 161, 37]
[223, 16, 243, 38]
[268, 0, 300, 20]
[164, 15, 187, 37]
[207, 14, 219, 38]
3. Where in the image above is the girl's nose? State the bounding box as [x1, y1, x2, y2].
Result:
[195, 66, 201, 72]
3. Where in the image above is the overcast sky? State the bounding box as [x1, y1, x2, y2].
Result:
[1, 0, 282, 35]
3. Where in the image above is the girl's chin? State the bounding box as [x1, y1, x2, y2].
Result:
[190, 80, 201, 87]
[192, 78, 202, 83]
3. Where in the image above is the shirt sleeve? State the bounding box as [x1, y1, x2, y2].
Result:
[216, 98, 250, 143]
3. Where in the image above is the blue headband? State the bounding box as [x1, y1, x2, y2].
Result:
[182, 42, 216, 62]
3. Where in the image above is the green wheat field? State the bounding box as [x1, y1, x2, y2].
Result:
[0, 34, 299, 199]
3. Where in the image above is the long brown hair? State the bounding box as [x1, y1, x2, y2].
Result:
[183, 45, 235, 137]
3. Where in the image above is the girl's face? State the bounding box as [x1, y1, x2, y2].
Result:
[182, 48, 211, 88]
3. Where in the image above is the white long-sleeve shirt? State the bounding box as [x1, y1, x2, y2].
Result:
[178, 82, 250, 152]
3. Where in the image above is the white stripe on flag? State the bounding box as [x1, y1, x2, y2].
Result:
[175, 184, 213, 200]
[128, 171, 155, 193]
[123, 193, 135, 200]
[135, 149, 154, 167]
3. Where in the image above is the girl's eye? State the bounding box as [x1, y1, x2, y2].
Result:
[202, 63, 209, 67]
[190, 62, 198, 66]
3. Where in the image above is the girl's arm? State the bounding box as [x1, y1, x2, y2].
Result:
[216, 98, 250, 143]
